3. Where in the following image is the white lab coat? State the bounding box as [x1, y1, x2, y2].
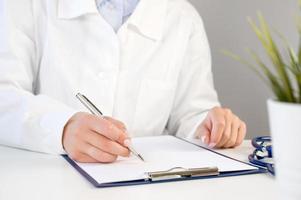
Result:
[0, 0, 220, 154]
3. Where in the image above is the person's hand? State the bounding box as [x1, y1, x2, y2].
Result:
[196, 107, 247, 149]
[62, 112, 130, 163]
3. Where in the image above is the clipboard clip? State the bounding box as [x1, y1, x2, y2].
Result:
[146, 167, 219, 181]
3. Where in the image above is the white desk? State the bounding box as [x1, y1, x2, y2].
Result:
[0, 141, 276, 200]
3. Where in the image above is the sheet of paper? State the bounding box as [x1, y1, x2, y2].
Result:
[76, 136, 257, 184]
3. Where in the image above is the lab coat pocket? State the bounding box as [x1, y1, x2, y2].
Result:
[132, 79, 176, 136]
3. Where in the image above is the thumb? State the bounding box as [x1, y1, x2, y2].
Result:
[197, 117, 211, 145]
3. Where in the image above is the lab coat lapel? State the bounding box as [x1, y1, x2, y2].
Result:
[127, 0, 167, 41]
[118, 0, 168, 71]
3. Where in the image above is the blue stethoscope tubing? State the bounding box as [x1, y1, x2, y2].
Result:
[248, 136, 275, 175]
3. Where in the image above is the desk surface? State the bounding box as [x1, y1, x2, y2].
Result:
[0, 140, 276, 200]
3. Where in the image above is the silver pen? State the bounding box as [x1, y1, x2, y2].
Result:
[76, 93, 145, 162]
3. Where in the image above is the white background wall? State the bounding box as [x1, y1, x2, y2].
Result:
[189, 0, 299, 138]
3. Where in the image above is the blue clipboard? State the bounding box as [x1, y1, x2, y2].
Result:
[63, 137, 266, 188]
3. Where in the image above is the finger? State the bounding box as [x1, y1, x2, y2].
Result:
[83, 130, 130, 157]
[104, 116, 127, 132]
[215, 133, 227, 148]
[71, 152, 99, 163]
[209, 108, 226, 147]
[216, 109, 233, 148]
[196, 118, 211, 145]
[66, 140, 100, 163]
[224, 117, 240, 148]
[81, 142, 118, 163]
[86, 115, 128, 145]
[235, 121, 247, 147]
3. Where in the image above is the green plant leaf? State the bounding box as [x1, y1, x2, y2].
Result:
[224, 8, 301, 104]
[288, 55, 301, 103]
[248, 13, 296, 102]
[247, 49, 290, 101]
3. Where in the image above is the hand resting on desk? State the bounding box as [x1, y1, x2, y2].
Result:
[196, 107, 246, 149]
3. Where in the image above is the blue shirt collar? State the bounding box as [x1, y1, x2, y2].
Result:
[96, 0, 139, 31]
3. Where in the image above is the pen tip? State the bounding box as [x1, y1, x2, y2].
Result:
[138, 155, 145, 162]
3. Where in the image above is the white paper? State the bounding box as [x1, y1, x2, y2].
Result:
[76, 136, 257, 184]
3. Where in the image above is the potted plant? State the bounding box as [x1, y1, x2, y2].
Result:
[224, 3, 301, 199]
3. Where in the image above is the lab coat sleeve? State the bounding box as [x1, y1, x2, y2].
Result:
[167, 8, 220, 139]
[0, 1, 77, 154]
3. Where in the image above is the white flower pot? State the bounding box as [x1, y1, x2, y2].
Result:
[267, 99, 301, 200]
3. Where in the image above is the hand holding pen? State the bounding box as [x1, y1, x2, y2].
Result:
[76, 93, 144, 161]
[62, 93, 144, 163]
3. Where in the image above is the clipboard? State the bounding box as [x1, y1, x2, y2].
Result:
[63, 136, 266, 188]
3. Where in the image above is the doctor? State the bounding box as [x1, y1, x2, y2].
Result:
[0, 0, 246, 163]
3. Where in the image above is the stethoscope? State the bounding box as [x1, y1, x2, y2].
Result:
[248, 136, 275, 175]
